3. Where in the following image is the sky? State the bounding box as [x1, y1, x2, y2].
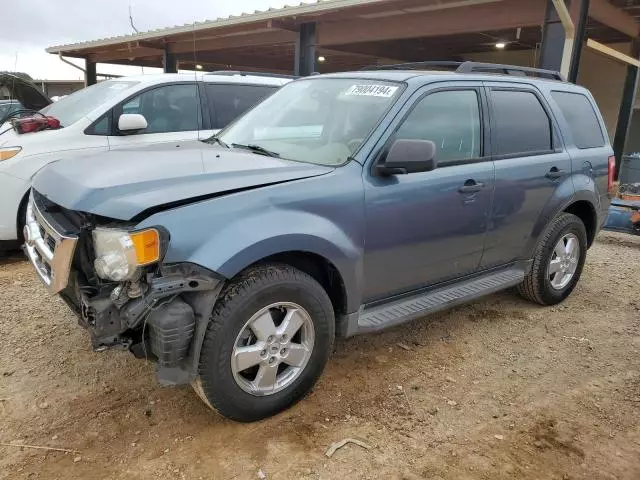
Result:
[1, 0, 289, 80]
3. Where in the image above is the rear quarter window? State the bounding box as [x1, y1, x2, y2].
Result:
[491, 89, 553, 156]
[550, 91, 605, 149]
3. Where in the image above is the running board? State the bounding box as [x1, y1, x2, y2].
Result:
[357, 268, 525, 333]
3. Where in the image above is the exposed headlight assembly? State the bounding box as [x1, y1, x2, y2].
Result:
[92, 227, 166, 281]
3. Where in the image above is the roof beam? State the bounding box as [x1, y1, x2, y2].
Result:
[135, 40, 165, 50]
[89, 29, 295, 63]
[586, 38, 640, 67]
[317, 0, 546, 45]
[182, 52, 293, 71]
[168, 29, 295, 54]
[88, 46, 163, 63]
[589, 0, 638, 38]
[182, 61, 293, 74]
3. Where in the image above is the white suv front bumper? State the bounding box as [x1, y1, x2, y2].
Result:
[0, 172, 29, 241]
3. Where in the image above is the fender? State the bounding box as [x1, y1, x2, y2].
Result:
[136, 163, 366, 313]
[522, 174, 598, 258]
[192, 211, 362, 313]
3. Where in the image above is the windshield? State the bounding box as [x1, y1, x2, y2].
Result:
[40, 80, 139, 126]
[217, 78, 403, 165]
[0, 101, 21, 119]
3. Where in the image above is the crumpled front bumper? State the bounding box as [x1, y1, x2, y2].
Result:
[23, 193, 78, 294]
[24, 190, 227, 386]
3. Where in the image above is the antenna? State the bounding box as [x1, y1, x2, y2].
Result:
[10, 52, 18, 102]
[128, 5, 139, 33]
[128, 4, 143, 74]
[192, 22, 199, 132]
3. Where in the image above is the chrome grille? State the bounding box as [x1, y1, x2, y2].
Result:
[24, 195, 78, 294]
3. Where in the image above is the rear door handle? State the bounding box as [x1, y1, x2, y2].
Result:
[545, 167, 565, 179]
[458, 180, 485, 194]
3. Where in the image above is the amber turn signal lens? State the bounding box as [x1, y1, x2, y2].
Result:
[0, 147, 21, 161]
[130, 229, 160, 265]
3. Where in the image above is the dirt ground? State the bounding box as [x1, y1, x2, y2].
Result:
[1, 232, 639, 480]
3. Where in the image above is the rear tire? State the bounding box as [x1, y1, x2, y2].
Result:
[517, 213, 587, 305]
[196, 264, 335, 422]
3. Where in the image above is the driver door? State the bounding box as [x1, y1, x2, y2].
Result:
[362, 84, 495, 302]
[108, 83, 201, 150]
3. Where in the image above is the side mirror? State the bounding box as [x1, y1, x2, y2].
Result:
[376, 139, 437, 176]
[118, 113, 148, 132]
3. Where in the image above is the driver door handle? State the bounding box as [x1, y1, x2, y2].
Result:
[458, 179, 485, 194]
[545, 167, 565, 179]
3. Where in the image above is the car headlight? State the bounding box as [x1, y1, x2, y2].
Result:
[92, 227, 163, 281]
[0, 146, 21, 161]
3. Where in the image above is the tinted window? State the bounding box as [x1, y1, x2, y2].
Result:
[87, 115, 110, 135]
[120, 83, 200, 134]
[206, 84, 277, 129]
[492, 90, 552, 156]
[395, 90, 482, 164]
[551, 91, 605, 148]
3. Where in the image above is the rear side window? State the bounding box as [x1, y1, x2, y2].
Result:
[551, 91, 605, 148]
[206, 84, 277, 129]
[491, 90, 552, 156]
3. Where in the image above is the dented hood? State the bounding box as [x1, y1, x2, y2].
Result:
[32, 141, 333, 220]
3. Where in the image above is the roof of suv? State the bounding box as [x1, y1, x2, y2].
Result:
[315, 69, 589, 91]
[112, 72, 291, 87]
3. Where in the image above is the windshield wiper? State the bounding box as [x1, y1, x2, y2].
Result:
[201, 134, 229, 148]
[231, 143, 280, 158]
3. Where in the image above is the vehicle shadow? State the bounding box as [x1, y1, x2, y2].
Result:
[0, 249, 26, 266]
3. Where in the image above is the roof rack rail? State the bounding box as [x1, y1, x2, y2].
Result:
[205, 70, 298, 79]
[362, 61, 463, 72]
[457, 62, 564, 80]
[361, 61, 565, 81]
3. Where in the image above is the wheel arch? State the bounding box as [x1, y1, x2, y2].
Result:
[563, 200, 597, 247]
[524, 189, 599, 258]
[249, 250, 348, 318]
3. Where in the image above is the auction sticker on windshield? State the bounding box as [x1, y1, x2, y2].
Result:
[344, 84, 399, 98]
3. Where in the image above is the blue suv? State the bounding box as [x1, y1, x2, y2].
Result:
[25, 62, 615, 421]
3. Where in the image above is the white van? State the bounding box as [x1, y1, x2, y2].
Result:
[0, 72, 291, 249]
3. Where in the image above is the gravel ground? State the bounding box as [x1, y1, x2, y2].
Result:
[0, 231, 639, 480]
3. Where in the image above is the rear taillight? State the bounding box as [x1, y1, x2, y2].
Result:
[607, 155, 616, 194]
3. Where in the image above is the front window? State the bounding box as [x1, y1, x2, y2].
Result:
[395, 90, 482, 165]
[41, 80, 139, 127]
[119, 83, 200, 134]
[217, 78, 403, 165]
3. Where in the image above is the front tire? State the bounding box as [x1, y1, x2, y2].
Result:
[196, 264, 335, 421]
[517, 213, 588, 305]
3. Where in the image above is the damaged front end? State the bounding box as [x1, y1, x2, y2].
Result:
[23, 190, 224, 386]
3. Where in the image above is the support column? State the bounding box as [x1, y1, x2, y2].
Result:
[163, 45, 178, 73]
[540, 0, 567, 72]
[85, 60, 97, 86]
[613, 39, 640, 178]
[568, 0, 589, 83]
[295, 22, 316, 76]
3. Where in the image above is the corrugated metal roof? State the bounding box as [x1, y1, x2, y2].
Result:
[46, 0, 388, 53]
